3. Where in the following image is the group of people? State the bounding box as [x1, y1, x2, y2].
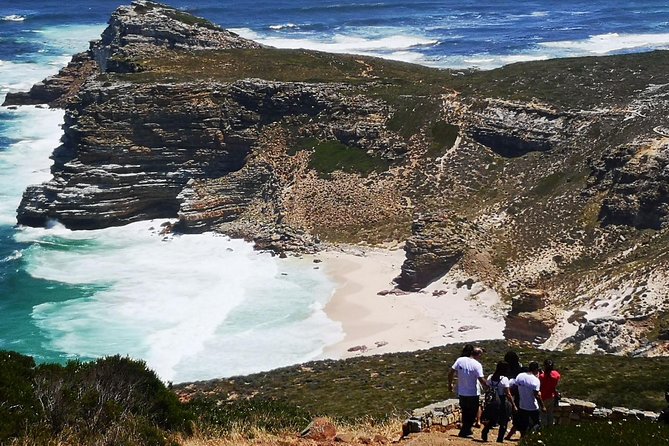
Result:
[447, 345, 561, 442]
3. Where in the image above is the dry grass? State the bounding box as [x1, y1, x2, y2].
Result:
[180, 417, 404, 446]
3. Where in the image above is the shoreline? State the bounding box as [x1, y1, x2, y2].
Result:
[314, 246, 508, 360]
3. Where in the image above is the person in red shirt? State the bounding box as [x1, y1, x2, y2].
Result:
[539, 359, 561, 427]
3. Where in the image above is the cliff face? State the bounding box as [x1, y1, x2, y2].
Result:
[6, 0, 669, 356]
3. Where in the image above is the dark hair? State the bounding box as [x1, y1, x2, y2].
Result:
[544, 359, 554, 373]
[461, 344, 474, 357]
[491, 361, 509, 382]
[504, 351, 520, 366]
[528, 361, 540, 373]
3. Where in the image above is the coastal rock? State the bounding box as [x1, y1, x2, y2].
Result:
[567, 317, 633, 354]
[395, 214, 470, 291]
[465, 99, 577, 157]
[91, 0, 261, 73]
[590, 140, 669, 229]
[2, 53, 98, 107]
[17, 81, 250, 229]
[15, 73, 398, 234]
[503, 289, 556, 344]
[3, 0, 260, 107]
[300, 417, 337, 441]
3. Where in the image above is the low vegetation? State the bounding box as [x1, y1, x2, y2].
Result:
[0, 351, 191, 446]
[293, 137, 390, 177]
[3, 342, 669, 445]
[176, 341, 669, 421]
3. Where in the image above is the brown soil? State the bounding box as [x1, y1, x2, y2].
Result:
[181, 425, 521, 446]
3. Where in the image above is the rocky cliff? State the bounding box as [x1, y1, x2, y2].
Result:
[5, 0, 669, 356]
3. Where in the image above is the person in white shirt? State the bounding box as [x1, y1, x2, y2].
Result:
[448, 345, 488, 438]
[511, 361, 546, 437]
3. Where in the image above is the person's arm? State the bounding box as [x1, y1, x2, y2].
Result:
[448, 368, 455, 393]
[475, 362, 488, 390]
[535, 390, 546, 412]
[505, 386, 517, 411]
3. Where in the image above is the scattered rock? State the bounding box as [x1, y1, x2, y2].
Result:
[457, 325, 479, 332]
[347, 345, 368, 352]
[300, 418, 337, 441]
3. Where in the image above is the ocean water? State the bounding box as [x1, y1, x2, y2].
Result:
[1, 0, 668, 382]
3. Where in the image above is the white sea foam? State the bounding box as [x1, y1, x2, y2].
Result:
[540, 32, 669, 55]
[33, 24, 105, 55]
[443, 32, 669, 70]
[231, 27, 438, 62]
[269, 23, 299, 30]
[1, 250, 22, 262]
[17, 221, 340, 382]
[0, 60, 68, 95]
[2, 14, 25, 22]
[0, 107, 63, 225]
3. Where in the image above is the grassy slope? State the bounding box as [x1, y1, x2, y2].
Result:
[177, 341, 669, 421]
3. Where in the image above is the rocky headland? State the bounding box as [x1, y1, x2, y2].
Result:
[5, 0, 669, 356]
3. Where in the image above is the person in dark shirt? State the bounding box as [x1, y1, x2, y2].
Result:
[503, 350, 524, 440]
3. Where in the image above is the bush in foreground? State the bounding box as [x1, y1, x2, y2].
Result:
[0, 351, 192, 446]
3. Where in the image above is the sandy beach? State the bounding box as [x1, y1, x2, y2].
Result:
[316, 247, 508, 360]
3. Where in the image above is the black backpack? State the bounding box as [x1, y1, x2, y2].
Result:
[484, 379, 501, 407]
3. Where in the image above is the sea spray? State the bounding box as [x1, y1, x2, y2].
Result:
[16, 222, 341, 382]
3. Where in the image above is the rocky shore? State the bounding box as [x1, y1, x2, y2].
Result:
[5, 0, 669, 356]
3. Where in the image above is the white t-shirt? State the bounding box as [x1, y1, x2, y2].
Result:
[486, 375, 510, 396]
[451, 356, 484, 397]
[513, 372, 541, 410]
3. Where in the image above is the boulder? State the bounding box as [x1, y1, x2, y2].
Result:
[300, 417, 337, 441]
[395, 214, 472, 291]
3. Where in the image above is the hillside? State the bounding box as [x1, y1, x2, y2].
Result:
[4, 0, 669, 356]
[2, 345, 668, 446]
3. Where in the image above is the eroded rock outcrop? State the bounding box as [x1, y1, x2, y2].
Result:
[395, 214, 473, 291]
[464, 99, 580, 157]
[590, 139, 669, 229]
[91, 0, 261, 73]
[503, 289, 557, 344]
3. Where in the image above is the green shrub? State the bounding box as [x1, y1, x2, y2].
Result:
[428, 121, 459, 157]
[293, 137, 389, 177]
[0, 351, 41, 439]
[0, 351, 192, 445]
[520, 420, 669, 446]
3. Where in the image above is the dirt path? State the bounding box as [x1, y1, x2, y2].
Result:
[181, 425, 522, 446]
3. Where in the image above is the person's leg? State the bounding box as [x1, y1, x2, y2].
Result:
[459, 396, 478, 436]
[496, 421, 508, 443]
[529, 410, 541, 433]
[544, 399, 555, 426]
[505, 394, 520, 440]
[517, 409, 530, 437]
[496, 398, 509, 442]
[481, 420, 490, 442]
